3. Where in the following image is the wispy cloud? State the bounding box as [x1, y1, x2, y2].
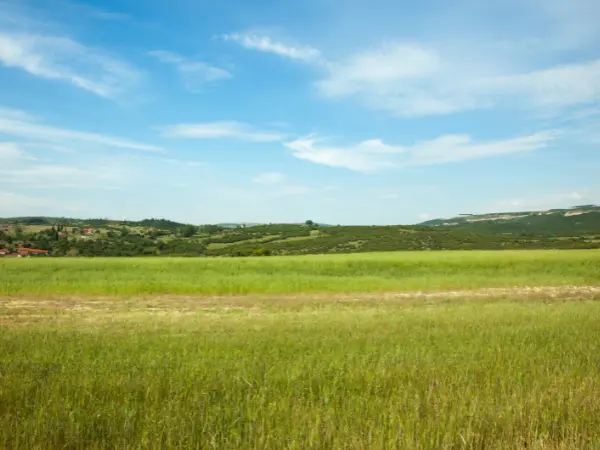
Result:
[148, 50, 231, 92]
[0, 141, 35, 164]
[284, 137, 399, 172]
[158, 157, 206, 167]
[0, 164, 122, 189]
[222, 33, 322, 63]
[0, 108, 162, 152]
[161, 121, 285, 142]
[317, 40, 600, 117]
[223, 31, 600, 117]
[318, 43, 440, 97]
[405, 131, 559, 166]
[0, 30, 142, 98]
[0, 190, 81, 216]
[252, 172, 286, 184]
[485, 60, 600, 110]
[285, 131, 558, 172]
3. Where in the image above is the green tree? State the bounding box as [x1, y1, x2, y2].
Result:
[200, 224, 224, 235]
[179, 225, 198, 238]
[14, 224, 24, 239]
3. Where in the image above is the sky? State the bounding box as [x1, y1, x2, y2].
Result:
[0, 0, 599, 225]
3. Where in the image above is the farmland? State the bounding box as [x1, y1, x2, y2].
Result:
[2, 250, 600, 449]
[2, 211, 600, 258]
[2, 250, 600, 296]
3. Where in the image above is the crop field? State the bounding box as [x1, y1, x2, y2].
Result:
[2, 250, 600, 297]
[1, 250, 600, 449]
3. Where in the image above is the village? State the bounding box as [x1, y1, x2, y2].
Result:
[0, 247, 50, 257]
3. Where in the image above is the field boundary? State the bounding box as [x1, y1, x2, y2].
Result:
[2, 285, 600, 320]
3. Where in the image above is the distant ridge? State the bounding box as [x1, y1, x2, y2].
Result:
[418, 205, 600, 236]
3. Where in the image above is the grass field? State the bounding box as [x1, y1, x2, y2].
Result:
[1, 249, 600, 296]
[2, 250, 600, 449]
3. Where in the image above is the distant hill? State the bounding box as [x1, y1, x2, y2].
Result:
[2, 211, 600, 257]
[202, 223, 599, 256]
[217, 223, 262, 229]
[419, 206, 600, 237]
[0, 216, 189, 231]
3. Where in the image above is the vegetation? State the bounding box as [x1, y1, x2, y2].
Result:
[2, 291, 600, 448]
[421, 206, 600, 237]
[2, 250, 600, 296]
[2, 214, 600, 258]
[2, 247, 600, 448]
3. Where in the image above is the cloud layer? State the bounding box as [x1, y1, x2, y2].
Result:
[161, 121, 285, 142]
[317, 43, 600, 117]
[0, 31, 141, 98]
[222, 33, 322, 63]
[0, 108, 161, 151]
[148, 50, 231, 92]
[285, 131, 558, 172]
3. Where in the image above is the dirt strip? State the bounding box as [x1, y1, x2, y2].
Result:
[2, 285, 600, 315]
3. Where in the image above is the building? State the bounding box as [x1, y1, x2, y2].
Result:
[0, 248, 9, 255]
[16, 247, 50, 257]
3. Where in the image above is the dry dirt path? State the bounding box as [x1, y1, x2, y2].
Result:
[2, 285, 600, 320]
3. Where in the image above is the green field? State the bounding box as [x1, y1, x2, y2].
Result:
[2, 250, 600, 449]
[2, 250, 600, 296]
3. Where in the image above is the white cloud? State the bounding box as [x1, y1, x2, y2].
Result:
[0, 141, 35, 164]
[252, 172, 286, 184]
[0, 163, 122, 190]
[406, 131, 559, 165]
[222, 33, 322, 63]
[318, 43, 440, 97]
[0, 108, 162, 152]
[148, 50, 231, 92]
[485, 60, 600, 110]
[161, 121, 285, 142]
[284, 136, 401, 172]
[161, 158, 206, 167]
[285, 131, 558, 172]
[317, 40, 600, 117]
[0, 31, 141, 98]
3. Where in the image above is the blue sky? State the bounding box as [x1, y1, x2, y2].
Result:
[0, 0, 599, 225]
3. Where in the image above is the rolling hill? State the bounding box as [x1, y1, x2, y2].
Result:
[419, 206, 600, 237]
[2, 207, 600, 257]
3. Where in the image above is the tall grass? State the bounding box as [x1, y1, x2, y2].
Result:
[1, 298, 600, 448]
[2, 250, 600, 296]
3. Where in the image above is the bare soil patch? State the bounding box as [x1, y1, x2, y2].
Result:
[1, 285, 599, 325]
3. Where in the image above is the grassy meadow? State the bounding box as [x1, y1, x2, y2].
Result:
[2, 249, 600, 296]
[2, 250, 600, 449]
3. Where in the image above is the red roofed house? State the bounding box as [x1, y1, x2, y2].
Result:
[17, 247, 50, 257]
[0, 248, 9, 256]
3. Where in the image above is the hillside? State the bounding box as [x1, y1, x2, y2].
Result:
[419, 206, 600, 237]
[1, 217, 599, 257]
